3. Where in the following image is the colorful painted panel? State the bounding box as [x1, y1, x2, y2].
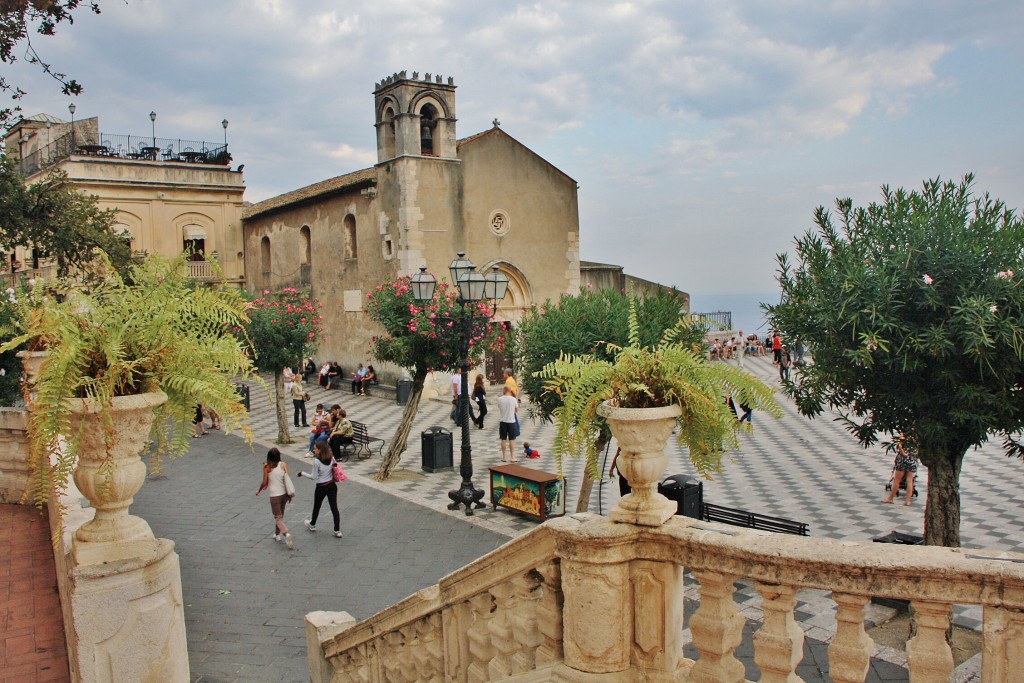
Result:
[490, 469, 565, 519]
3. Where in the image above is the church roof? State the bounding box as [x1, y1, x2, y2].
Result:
[21, 113, 67, 124]
[242, 167, 376, 221]
[458, 126, 577, 184]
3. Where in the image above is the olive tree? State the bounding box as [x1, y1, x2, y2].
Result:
[768, 174, 1024, 547]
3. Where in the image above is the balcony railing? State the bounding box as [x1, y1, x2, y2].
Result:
[0, 265, 57, 289]
[18, 132, 230, 176]
[692, 310, 732, 331]
[307, 513, 1024, 682]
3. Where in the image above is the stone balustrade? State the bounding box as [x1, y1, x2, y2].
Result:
[0, 408, 30, 503]
[308, 512, 1024, 682]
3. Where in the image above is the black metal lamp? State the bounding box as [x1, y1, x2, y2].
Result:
[149, 111, 157, 148]
[68, 103, 76, 147]
[414, 254, 508, 515]
[222, 118, 228, 148]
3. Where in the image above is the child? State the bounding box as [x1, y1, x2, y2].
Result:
[523, 442, 540, 459]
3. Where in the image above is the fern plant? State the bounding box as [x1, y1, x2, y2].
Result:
[538, 302, 781, 478]
[0, 253, 255, 527]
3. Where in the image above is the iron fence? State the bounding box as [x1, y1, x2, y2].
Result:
[18, 132, 229, 175]
[690, 310, 732, 331]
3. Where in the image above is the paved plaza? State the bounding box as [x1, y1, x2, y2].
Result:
[13, 353, 1021, 681]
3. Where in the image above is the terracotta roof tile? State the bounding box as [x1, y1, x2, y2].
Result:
[242, 167, 376, 220]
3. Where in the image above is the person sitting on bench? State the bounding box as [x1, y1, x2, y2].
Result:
[329, 408, 354, 459]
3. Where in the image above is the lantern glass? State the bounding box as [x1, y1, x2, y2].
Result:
[459, 272, 487, 302]
[484, 267, 509, 302]
[448, 252, 474, 289]
[410, 266, 437, 301]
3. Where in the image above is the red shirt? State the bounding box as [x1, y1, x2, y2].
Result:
[772, 335, 781, 350]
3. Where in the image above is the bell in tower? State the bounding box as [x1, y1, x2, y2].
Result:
[374, 71, 457, 163]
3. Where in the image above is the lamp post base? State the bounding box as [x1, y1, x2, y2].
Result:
[448, 481, 486, 516]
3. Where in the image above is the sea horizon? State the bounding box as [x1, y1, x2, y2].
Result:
[688, 292, 780, 336]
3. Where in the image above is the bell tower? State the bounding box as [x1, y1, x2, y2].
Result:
[374, 71, 457, 163]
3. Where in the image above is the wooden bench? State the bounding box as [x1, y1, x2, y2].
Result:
[700, 502, 809, 536]
[337, 420, 385, 460]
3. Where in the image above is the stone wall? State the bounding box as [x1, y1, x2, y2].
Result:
[0, 408, 30, 503]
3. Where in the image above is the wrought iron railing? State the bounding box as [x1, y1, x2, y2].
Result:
[691, 310, 732, 331]
[18, 132, 230, 175]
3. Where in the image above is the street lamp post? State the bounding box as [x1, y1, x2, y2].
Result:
[150, 111, 157, 149]
[222, 118, 228, 150]
[410, 254, 509, 515]
[68, 103, 76, 148]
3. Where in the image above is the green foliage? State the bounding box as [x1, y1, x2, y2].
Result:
[0, 156, 133, 278]
[538, 302, 780, 479]
[0, 287, 24, 405]
[516, 287, 706, 420]
[768, 174, 1024, 461]
[0, 253, 255, 515]
[244, 287, 324, 373]
[1, 0, 101, 125]
[365, 276, 504, 373]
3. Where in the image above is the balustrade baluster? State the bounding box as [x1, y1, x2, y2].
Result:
[753, 582, 804, 682]
[828, 592, 872, 683]
[982, 605, 1024, 681]
[906, 600, 953, 682]
[689, 570, 745, 683]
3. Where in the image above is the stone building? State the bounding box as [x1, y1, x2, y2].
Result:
[242, 71, 582, 382]
[3, 113, 245, 285]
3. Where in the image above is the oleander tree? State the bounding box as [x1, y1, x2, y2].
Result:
[244, 288, 324, 444]
[366, 276, 503, 481]
[513, 286, 706, 511]
[767, 174, 1024, 547]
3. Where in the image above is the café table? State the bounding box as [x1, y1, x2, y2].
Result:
[140, 146, 161, 160]
[78, 144, 109, 156]
[178, 151, 206, 163]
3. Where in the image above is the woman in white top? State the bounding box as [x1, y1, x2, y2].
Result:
[297, 441, 343, 537]
[256, 448, 293, 548]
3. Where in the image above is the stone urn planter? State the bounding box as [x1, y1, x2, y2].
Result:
[69, 390, 166, 545]
[598, 401, 682, 526]
[16, 349, 46, 399]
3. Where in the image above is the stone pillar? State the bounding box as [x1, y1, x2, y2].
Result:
[559, 558, 631, 676]
[753, 582, 803, 683]
[981, 605, 1024, 682]
[689, 570, 745, 683]
[907, 599, 954, 682]
[629, 559, 686, 679]
[68, 539, 189, 683]
[829, 592, 872, 683]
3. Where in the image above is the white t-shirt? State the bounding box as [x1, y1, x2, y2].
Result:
[452, 373, 464, 395]
[497, 395, 518, 423]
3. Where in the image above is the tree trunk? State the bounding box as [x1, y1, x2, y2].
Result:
[574, 433, 610, 513]
[923, 448, 965, 547]
[376, 367, 428, 481]
[274, 369, 292, 444]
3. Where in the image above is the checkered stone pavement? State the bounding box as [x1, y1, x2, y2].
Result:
[235, 356, 1021, 673]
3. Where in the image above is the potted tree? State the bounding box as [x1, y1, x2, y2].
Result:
[539, 304, 780, 526]
[1, 254, 254, 545]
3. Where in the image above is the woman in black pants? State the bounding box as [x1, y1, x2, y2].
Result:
[297, 441, 343, 537]
[471, 374, 488, 429]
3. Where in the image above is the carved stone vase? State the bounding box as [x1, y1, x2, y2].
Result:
[16, 349, 46, 400]
[598, 401, 682, 526]
[69, 390, 166, 545]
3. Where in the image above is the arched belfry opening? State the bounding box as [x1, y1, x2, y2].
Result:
[419, 103, 437, 156]
[373, 71, 457, 162]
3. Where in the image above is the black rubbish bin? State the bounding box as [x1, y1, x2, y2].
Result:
[421, 426, 453, 473]
[396, 379, 413, 405]
[235, 382, 250, 411]
[658, 474, 703, 518]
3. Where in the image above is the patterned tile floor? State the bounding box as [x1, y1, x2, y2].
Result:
[235, 355, 1021, 679]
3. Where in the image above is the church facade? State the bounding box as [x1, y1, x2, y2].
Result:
[242, 72, 582, 381]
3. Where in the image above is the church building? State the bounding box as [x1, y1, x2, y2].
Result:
[242, 71, 582, 382]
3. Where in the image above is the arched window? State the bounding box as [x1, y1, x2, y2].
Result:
[183, 225, 206, 261]
[300, 225, 311, 264]
[382, 106, 396, 159]
[419, 103, 437, 156]
[260, 236, 271, 285]
[344, 215, 357, 259]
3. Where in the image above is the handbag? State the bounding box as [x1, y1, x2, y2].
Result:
[302, 391, 311, 402]
[332, 461, 347, 483]
[513, 414, 521, 439]
[284, 472, 296, 500]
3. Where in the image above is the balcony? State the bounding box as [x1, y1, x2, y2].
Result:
[308, 513, 1024, 682]
[18, 132, 230, 176]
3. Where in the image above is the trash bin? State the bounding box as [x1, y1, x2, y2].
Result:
[658, 474, 703, 518]
[396, 379, 413, 405]
[235, 382, 250, 411]
[421, 426, 453, 473]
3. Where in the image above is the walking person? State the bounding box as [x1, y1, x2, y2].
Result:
[255, 448, 294, 548]
[497, 386, 519, 463]
[736, 329, 745, 369]
[471, 374, 488, 429]
[290, 375, 308, 428]
[297, 441, 343, 537]
[778, 347, 792, 382]
[882, 439, 918, 506]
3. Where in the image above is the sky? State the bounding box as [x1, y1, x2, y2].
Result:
[6, 0, 1024, 310]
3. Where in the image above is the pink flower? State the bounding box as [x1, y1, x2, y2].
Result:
[922, 274, 934, 285]
[990, 305, 998, 313]
[997, 270, 1015, 280]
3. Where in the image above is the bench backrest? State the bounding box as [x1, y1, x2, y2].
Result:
[701, 502, 809, 536]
